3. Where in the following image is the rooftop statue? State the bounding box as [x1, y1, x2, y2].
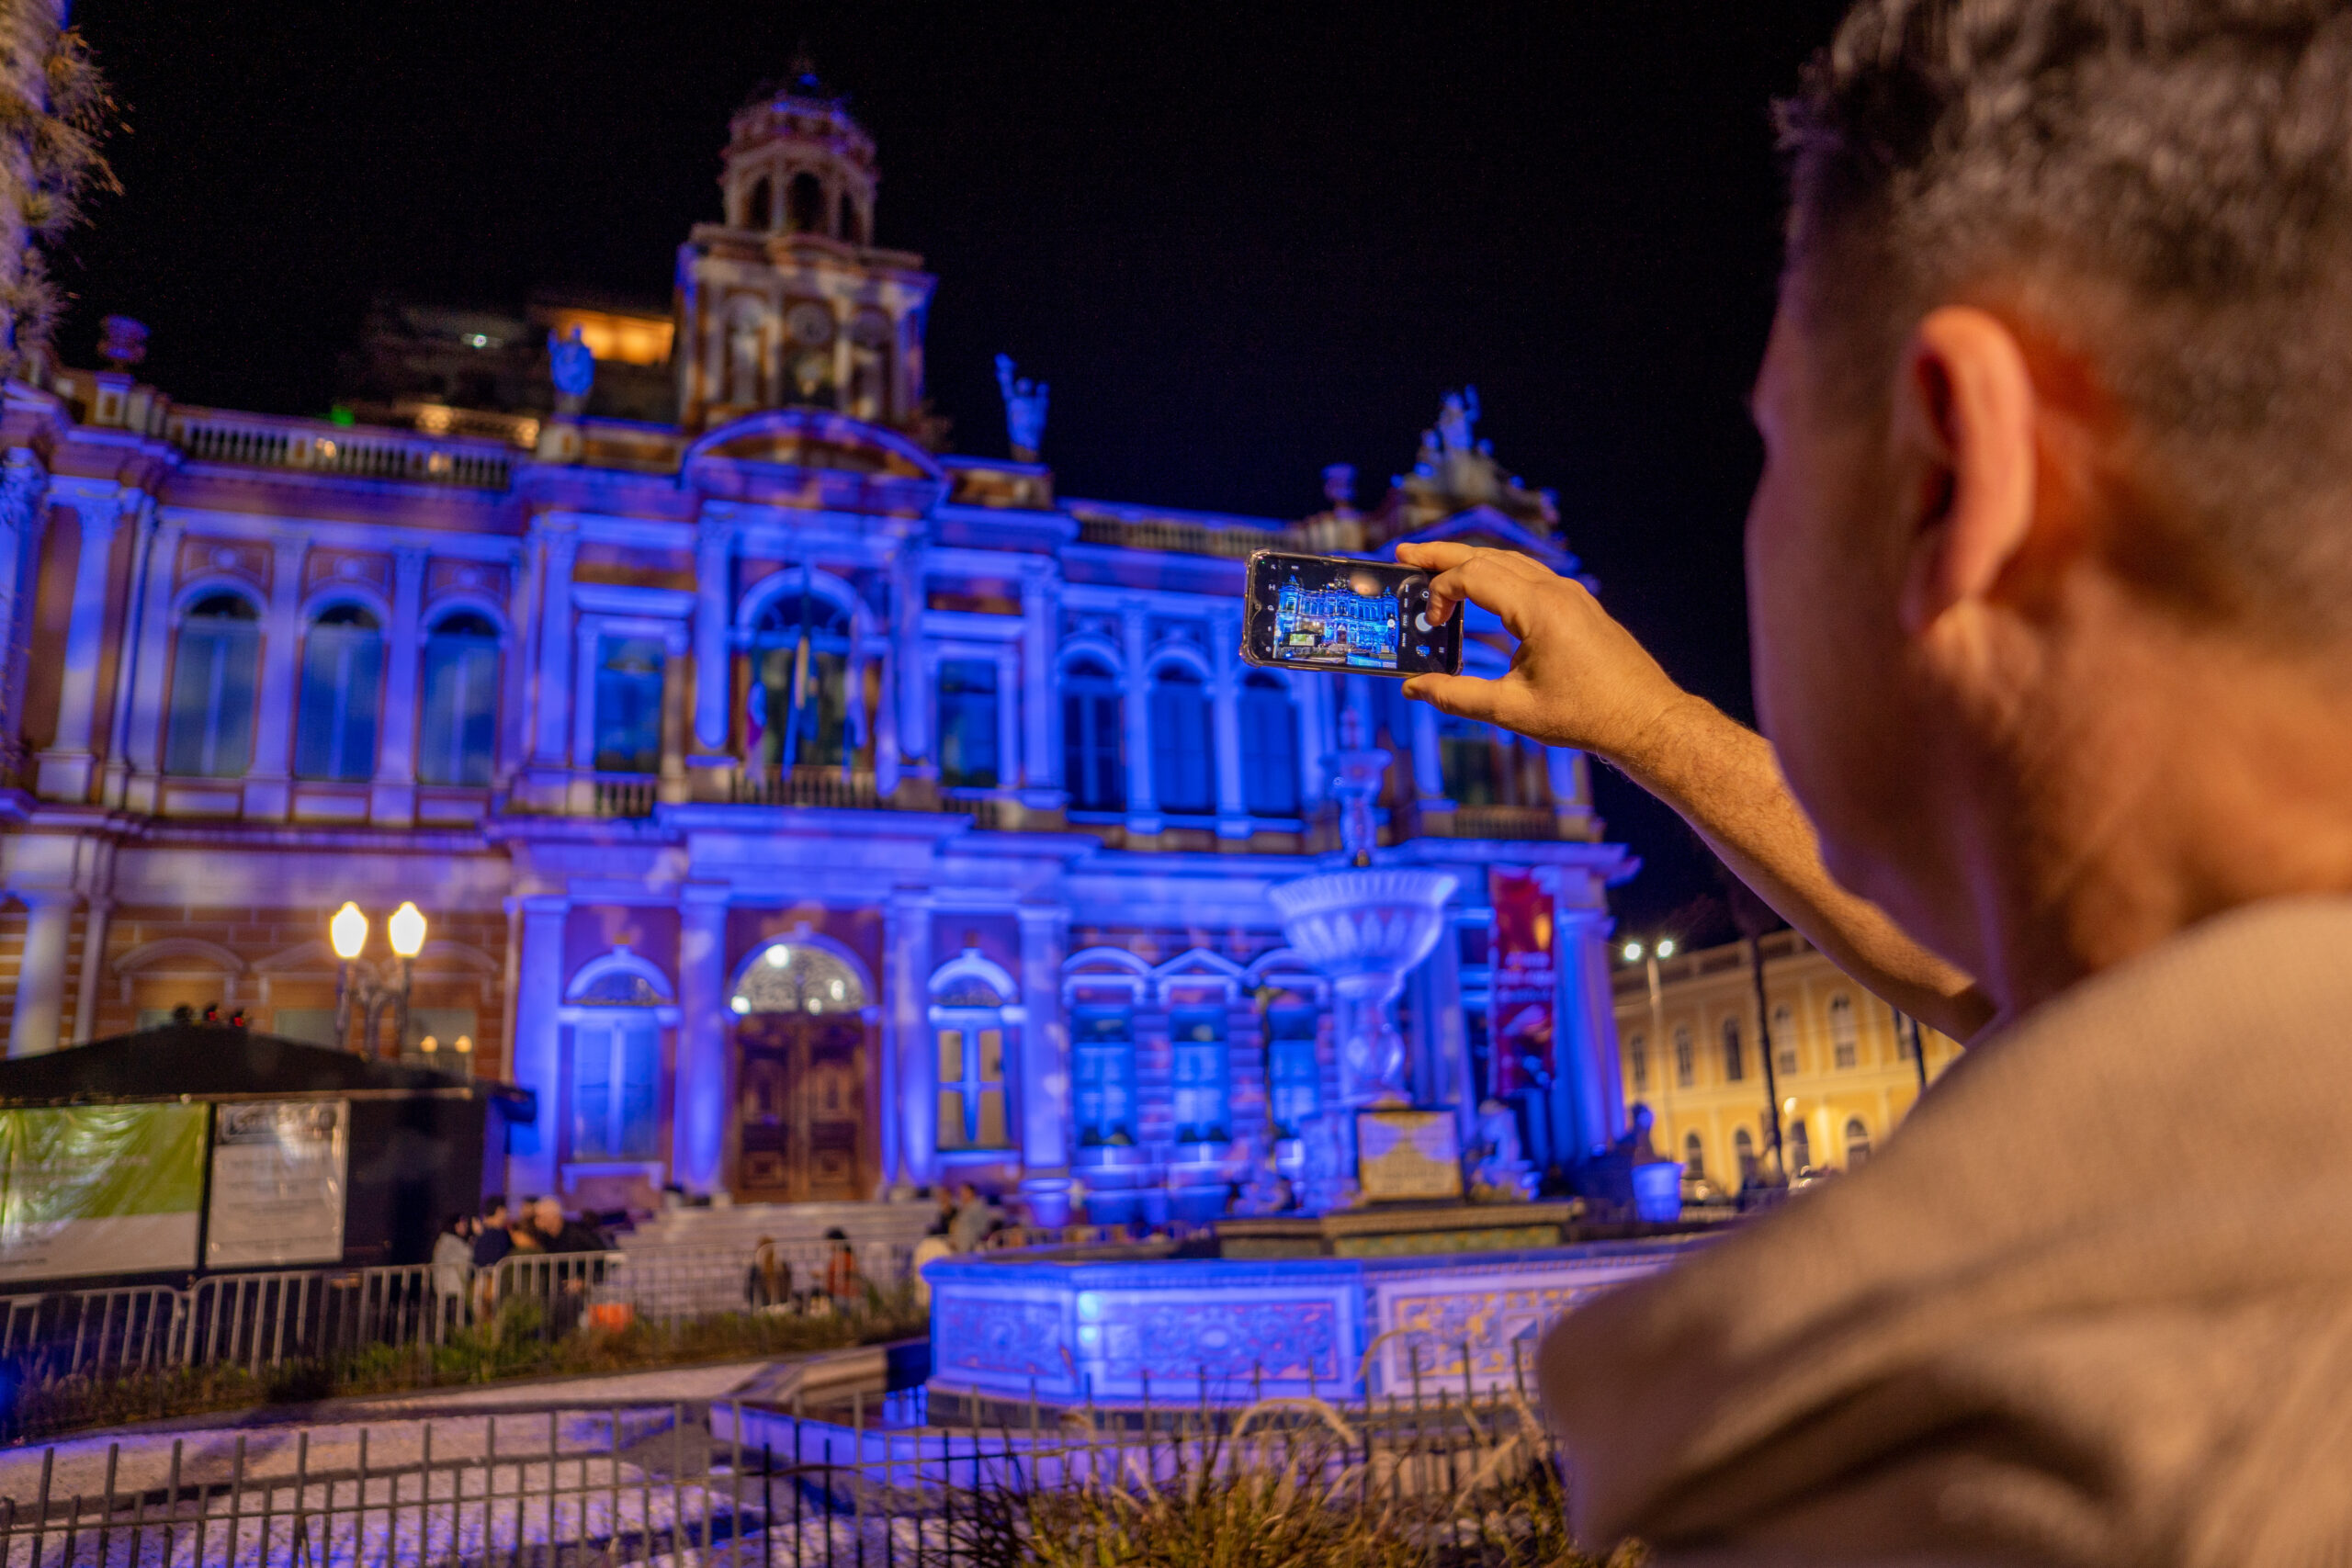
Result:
[549, 324, 595, 408]
[1386, 387, 1561, 539]
[994, 353, 1048, 462]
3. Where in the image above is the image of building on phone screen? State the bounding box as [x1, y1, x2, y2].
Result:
[1275, 581, 1400, 669]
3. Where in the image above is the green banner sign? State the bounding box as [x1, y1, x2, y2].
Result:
[0, 1104, 208, 1281]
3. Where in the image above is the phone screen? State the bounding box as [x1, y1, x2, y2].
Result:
[1240, 551, 1461, 678]
[1273, 572, 1402, 670]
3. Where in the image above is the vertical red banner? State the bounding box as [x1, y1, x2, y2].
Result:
[1487, 868, 1556, 1099]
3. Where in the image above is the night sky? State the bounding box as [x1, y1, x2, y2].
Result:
[58, 0, 1854, 944]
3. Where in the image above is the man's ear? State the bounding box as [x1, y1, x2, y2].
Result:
[1894, 307, 2038, 635]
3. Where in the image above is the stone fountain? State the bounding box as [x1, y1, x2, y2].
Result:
[1265, 715, 1457, 1211]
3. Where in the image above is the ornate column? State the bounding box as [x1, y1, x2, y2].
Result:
[691, 518, 732, 751]
[1554, 904, 1625, 1159]
[371, 546, 427, 823]
[0, 453, 48, 772]
[673, 886, 730, 1195]
[1211, 609, 1248, 838]
[36, 487, 127, 801]
[1121, 602, 1157, 830]
[241, 536, 309, 819]
[99, 498, 158, 808]
[1015, 904, 1070, 1180]
[531, 525, 578, 768]
[888, 892, 936, 1189]
[1018, 561, 1059, 807]
[118, 518, 181, 813]
[658, 623, 691, 805]
[505, 896, 569, 1201]
[8, 890, 75, 1057]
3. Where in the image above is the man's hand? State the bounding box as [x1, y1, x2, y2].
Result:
[1396, 541, 1696, 773]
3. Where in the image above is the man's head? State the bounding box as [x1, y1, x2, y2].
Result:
[483, 1197, 507, 1226]
[532, 1197, 564, 1235]
[1751, 0, 2352, 997]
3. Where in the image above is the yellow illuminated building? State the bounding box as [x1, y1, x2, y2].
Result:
[1611, 929, 1963, 1191]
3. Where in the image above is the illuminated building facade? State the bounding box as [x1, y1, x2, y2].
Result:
[0, 81, 1631, 1215]
[1611, 930, 1963, 1190]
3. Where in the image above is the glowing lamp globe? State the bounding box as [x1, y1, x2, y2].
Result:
[329, 902, 368, 961]
[388, 901, 428, 959]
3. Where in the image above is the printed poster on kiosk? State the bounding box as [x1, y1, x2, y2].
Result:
[0, 1104, 208, 1282]
[1487, 867, 1557, 1099]
[204, 1100, 349, 1269]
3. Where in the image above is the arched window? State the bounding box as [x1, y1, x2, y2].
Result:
[1682, 1129, 1704, 1178]
[1627, 1032, 1648, 1095]
[786, 171, 826, 234]
[1845, 1116, 1872, 1167]
[418, 610, 499, 786]
[1720, 1017, 1745, 1082]
[1238, 672, 1301, 817]
[1148, 663, 1216, 814]
[1672, 1026, 1694, 1089]
[1062, 659, 1125, 811]
[294, 603, 383, 782]
[931, 960, 1012, 1151]
[567, 954, 670, 1163]
[1772, 1004, 1797, 1077]
[1071, 1000, 1136, 1147]
[1264, 992, 1319, 1138]
[165, 592, 261, 778]
[746, 175, 774, 230]
[1169, 1000, 1231, 1145]
[1829, 993, 1859, 1069]
[937, 658, 1000, 788]
[751, 592, 852, 770]
[1788, 1118, 1814, 1174]
[729, 941, 866, 1017]
[593, 635, 665, 773]
[1733, 1125, 1758, 1184]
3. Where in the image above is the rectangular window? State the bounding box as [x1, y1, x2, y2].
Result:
[294, 622, 383, 781]
[572, 1021, 661, 1161]
[1062, 685, 1124, 811]
[1721, 1020, 1745, 1082]
[165, 623, 260, 778]
[937, 658, 1001, 788]
[594, 636, 666, 773]
[419, 637, 499, 786]
[1238, 681, 1301, 817]
[935, 1019, 1011, 1149]
[1673, 1028, 1694, 1089]
[1266, 1002, 1319, 1138]
[1772, 1007, 1798, 1077]
[1628, 1032, 1649, 1095]
[1071, 1004, 1136, 1146]
[1148, 675, 1216, 813]
[1169, 1002, 1231, 1145]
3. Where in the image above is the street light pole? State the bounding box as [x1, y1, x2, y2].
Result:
[326, 901, 429, 1060]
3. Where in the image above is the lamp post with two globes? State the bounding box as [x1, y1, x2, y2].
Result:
[1621, 936, 1679, 1168]
[329, 900, 427, 1059]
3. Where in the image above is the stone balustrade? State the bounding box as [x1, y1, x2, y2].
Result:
[167, 408, 514, 490]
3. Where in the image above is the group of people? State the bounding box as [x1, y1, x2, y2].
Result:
[430, 1194, 611, 1325]
[743, 1226, 865, 1314]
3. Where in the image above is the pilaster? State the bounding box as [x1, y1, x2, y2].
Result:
[673, 885, 730, 1195]
[1211, 606, 1248, 838]
[7, 890, 76, 1057]
[1016, 904, 1070, 1176]
[370, 546, 427, 823]
[888, 892, 936, 1189]
[691, 519, 733, 750]
[36, 487, 128, 801]
[505, 896, 569, 1201]
[1018, 561, 1060, 807]
[241, 536, 308, 819]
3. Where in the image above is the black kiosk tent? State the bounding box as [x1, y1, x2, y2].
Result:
[0, 1021, 533, 1282]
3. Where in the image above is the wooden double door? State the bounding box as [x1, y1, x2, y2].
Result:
[733, 1013, 868, 1201]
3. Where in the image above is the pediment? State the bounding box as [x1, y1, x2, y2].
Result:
[684, 408, 942, 483]
[1401, 504, 1578, 571]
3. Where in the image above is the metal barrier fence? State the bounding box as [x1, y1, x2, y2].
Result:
[0, 1368, 1559, 1566]
[0, 1239, 919, 1382]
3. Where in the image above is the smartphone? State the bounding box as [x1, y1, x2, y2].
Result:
[1239, 550, 1464, 679]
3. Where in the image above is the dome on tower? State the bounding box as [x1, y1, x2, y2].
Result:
[720, 62, 877, 246]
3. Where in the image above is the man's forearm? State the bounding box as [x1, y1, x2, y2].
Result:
[1616, 694, 1996, 1043]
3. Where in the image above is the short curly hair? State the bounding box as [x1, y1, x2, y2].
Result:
[1780, 0, 2352, 635]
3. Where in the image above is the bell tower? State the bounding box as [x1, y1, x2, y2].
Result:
[675, 67, 937, 434]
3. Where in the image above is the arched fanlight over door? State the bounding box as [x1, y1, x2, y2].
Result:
[729, 941, 867, 1017]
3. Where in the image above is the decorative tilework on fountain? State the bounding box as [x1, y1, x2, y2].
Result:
[1091, 1296, 1342, 1387]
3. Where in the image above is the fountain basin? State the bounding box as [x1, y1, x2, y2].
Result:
[1267, 867, 1459, 983]
[923, 1226, 1705, 1409]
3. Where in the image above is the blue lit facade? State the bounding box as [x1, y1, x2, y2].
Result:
[0, 84, 1631, 1218]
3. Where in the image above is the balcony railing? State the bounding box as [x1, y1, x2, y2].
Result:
[167, 409, 514, 490]
[1072, 514, 1287, 559]
[1411, 803, 1585, 841]
[592, 774, 659, 818]
[731, 766, 880, 810]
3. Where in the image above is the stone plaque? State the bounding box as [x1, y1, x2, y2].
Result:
[1357, 1110, 1464, 1203]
